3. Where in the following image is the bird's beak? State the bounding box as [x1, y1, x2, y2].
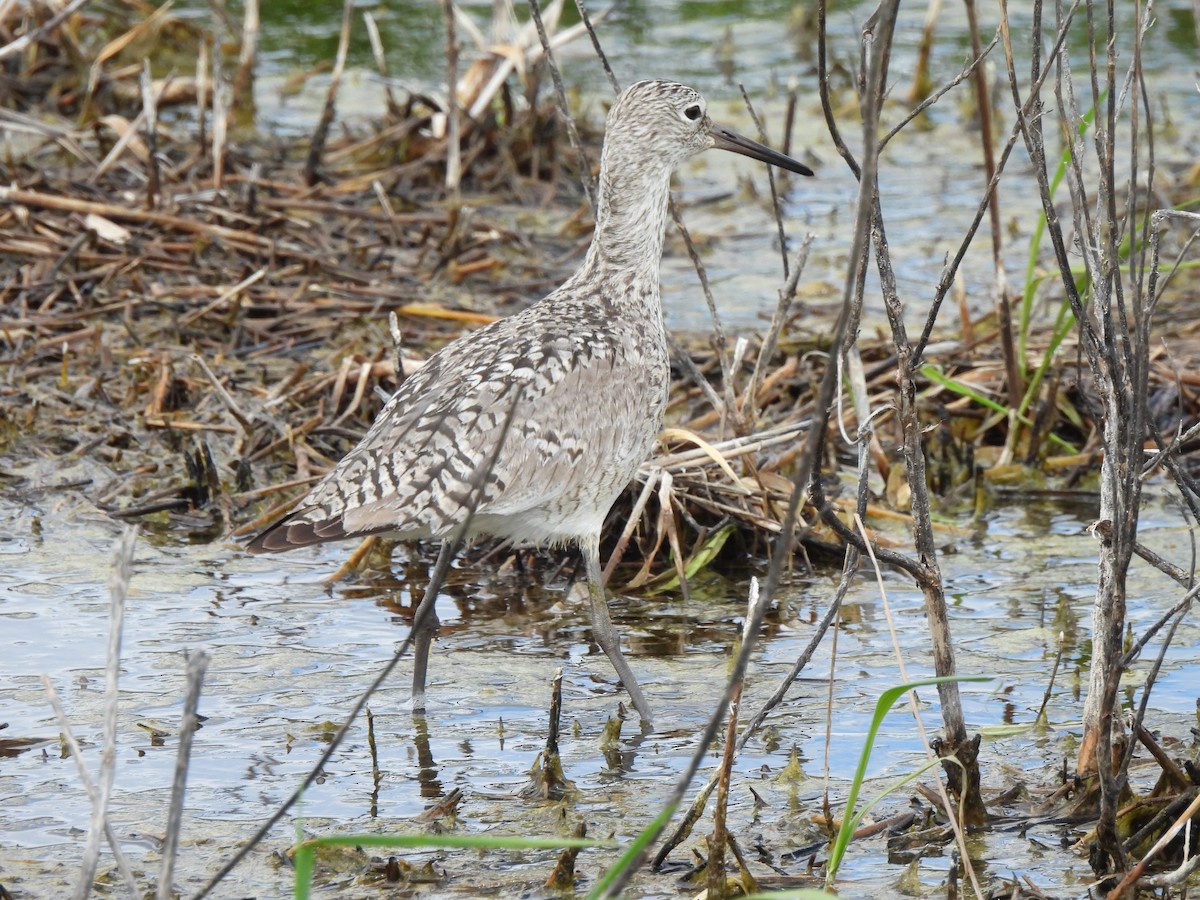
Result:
[710, 122, 814, 176]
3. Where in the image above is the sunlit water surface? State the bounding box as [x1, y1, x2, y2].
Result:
[4, 1, 1200, 896]
[3, 455, 1199, 896]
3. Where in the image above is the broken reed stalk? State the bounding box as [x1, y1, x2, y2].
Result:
[528, 0, 594, 211]
[363, 12, 399, 118]
[546, 668, 563, 755]
[210, 15, 227, 189]
[519, 668, 572, 801]
[656, 471, 692, 603]
[196, 39, 209, 149]
[194, 390, 525, 898]
[366, 708, 380, 817]
[962, 0, 1020, 408]
[705, 626, 752, 900]
[304, 0, 355, 186]
[907, 0, 943, 104]
[231, 0, 259, 113]
[75, 526, 138, 900]
[441, 0, 461, 194]
[41, 675, 140, 898]
[156, 649, 210, 900]
[139, 61, 160, 209]
[821, 0, 986, 827]
[654, 431, 871, 868]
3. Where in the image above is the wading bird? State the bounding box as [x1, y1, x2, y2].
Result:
[248, 80, 813, 726]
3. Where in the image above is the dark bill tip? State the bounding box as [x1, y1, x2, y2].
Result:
[710, 122, 814, 176]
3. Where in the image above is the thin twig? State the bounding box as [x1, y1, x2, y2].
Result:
[882, 30, 999, 147]
[195, 389, 526, 898]
[669, 200, 736, 425]
[73, 527, 140, 899]
[528, 0, 595, 210]
[573, 0, 619, 93]
[157, 650, 210, 900]
[742, 235, 814, 422]
[738, 83, 789, 280]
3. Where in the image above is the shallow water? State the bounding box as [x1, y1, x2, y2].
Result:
[3, 447, 1199, 897]
[221, 0, 1200, 332]
[4, 1, 1200, 897]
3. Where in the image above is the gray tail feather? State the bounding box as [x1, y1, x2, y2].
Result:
[245, 511, 352, 554]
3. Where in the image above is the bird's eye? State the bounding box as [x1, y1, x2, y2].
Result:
[683, 104, 702, 121]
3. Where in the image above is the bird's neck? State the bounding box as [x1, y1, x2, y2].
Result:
[582, 157, 674, 286]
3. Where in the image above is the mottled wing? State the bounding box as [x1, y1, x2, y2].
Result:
[246, 311, 654, 552]
[467, 336, 665, 545]
[247, 323, 513, 551]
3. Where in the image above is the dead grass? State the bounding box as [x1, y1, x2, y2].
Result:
[4, 1, 1200, 592]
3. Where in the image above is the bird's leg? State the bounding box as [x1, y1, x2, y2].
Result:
[410, 541, 454, 714]
[410, 608, 438, 714]
[583, 537, 654, 727]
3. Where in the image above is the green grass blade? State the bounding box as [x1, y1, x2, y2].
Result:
[648, 522, 736, 593]
[293, 842, 315, 900]
[292, 831, 610, 897]
[921, 364, 1077, 454]
[921, 365, 1009, 416]
[824, 674, 990, 886]
[1013, 296, 1076, 425]
[586, 802, 678, 900]
[295, 833, 607, 852]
